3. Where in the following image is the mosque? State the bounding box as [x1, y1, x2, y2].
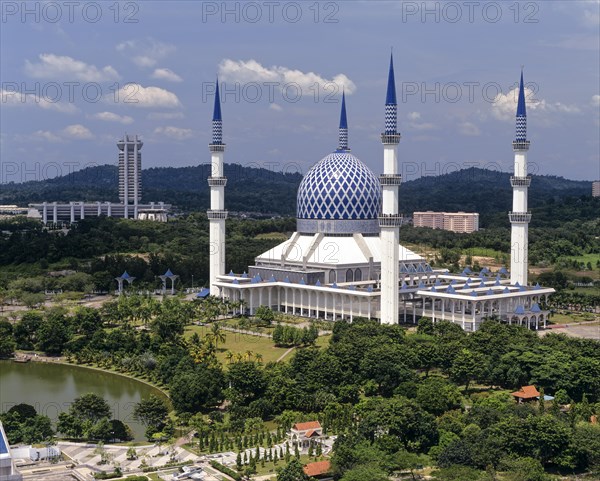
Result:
[205, 55, 554, 332]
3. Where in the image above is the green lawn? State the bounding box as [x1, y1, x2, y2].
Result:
[463, 247, 506, 259]
[183, 325, 332, 366]
[184, 325, 290, 364]
[251, 454, 319, 476]
[569, 286, 600, 295]
[560, 253, 600, 266]
[549, 312, 596, 324]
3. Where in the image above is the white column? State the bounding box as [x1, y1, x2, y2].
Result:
[208, 147, 226, 296]
[379, 141, 400, 325]
[70, 203, 75, 223]
[53, 202, 57, 223]
[42, 202, 48, 224]
[510, 148, 529, 285]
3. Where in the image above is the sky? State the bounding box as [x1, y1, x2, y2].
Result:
[1, 0, 599, 185]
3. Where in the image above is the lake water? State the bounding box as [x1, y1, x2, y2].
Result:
[0, 360, 169, 441]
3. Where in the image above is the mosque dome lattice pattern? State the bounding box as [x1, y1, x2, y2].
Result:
[297, 152, 381, 221]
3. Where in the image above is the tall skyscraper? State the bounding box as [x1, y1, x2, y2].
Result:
[117, 134, 143, 218]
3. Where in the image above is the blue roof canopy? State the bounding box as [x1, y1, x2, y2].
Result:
[196, 288, 210, 299]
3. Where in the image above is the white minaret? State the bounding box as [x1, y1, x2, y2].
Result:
[379, 54, 403, 325]
[207, 80, 227, 295]
[509, 70, 531, 285]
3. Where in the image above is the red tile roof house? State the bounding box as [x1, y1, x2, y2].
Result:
[303, 460, 332, 480]
[289, 421, 323, 449]
[510, 385, 540, 403]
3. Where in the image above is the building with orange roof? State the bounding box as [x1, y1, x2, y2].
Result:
[510, 385, 540, 403]
[289, 421, 323, 449]
[303, 460, 332, 479]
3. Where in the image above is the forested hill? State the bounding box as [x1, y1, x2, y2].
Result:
[0, 165, 591, 223]
[0, 163, 303, 216]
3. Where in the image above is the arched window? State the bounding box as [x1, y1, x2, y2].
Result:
[329, 270, 336, 284]
[354, 268, 362, 282]
[346, 269, 354, 283]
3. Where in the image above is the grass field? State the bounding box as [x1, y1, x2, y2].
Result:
[463, 247, 506, 259]
[184, 324, 332, 365]
[184, 325, 290, 364]
[568, 286, 600, 295]
[560, 253, 600, 267]
[550, 312, 597, 324]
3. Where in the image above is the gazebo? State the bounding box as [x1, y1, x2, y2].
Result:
[510, 385, 540, 403]
[158, 269, 179, 295]
[115, 271, 135, 295]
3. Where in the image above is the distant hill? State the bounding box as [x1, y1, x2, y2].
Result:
[0, 165, 591, 225]
[0, 163, 303, 216]
[399, 168, 591, 226]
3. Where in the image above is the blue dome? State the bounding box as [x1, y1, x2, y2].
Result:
[297, 151, 381, 234]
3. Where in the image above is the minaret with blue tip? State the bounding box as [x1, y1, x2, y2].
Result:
[379, 52, 403, 325]
[509, 69, 532, 286]
[207, 79, 228, 295]
[338, 90, 349, 151]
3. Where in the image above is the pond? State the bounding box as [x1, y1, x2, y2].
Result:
[0, 360, 169, 441]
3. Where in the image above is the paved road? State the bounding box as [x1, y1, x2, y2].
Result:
[541, 322, 600, 340]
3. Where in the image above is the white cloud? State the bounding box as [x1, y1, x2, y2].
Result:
[111, 84, 181, 108]
[1, 88, 78, 114]
[154, 126, 193, 140]
[592, 94, 600, 107]
[540, 34, 600, 51]
[218, 58, 356, 95]
[491, 87, 580, 121]
[269, 103, 283, 112]
[116, 39, 176, 68]
[62, 124, 94, 139]
[151, 68, 183, 82]
[32, 130, 63, 143]
[405, 112, 436, 131]
[147, 111, 185, 120]
[24, 54, 119, 82]
[91, 111, 134, 124]
[458, 122, 480, 136]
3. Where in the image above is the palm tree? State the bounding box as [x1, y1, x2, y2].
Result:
[211, 323, 226, 350]
[244, 350, 254, 362]
[234, 352, 243, 363]
[238, 299, 247, 316]
[255, 353, 263, 364]
[225, 351, 234, 364]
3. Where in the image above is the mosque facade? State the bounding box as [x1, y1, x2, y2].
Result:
[207, 56, 554, 332]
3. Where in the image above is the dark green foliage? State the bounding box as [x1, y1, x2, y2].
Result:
[169, 365, 224, 413]
[0, 408, 54, 445]
[276, 459, 310, 481]
[272, 323, 318, 347]
[70, 393, 111, 423]
[0, 319, 16, 357]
